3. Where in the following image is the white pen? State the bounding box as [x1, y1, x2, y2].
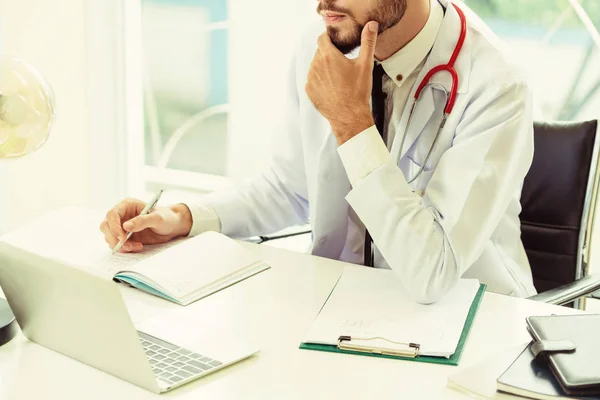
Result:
[112, 189, 164, 254]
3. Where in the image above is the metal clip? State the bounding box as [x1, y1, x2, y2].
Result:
[337, 336, 420, 358]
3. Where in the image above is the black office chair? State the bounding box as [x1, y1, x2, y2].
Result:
[523, 120, 600, 308]
[252, 121, 600, 309]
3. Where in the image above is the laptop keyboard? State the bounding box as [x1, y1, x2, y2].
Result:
[137, 331, 223, 386]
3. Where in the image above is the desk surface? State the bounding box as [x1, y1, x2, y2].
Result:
[0, 242, 579, 400]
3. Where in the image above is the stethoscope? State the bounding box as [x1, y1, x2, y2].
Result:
[365, 2, 467, 267]
[397, 2, 467, 186]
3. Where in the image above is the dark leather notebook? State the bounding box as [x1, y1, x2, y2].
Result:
[526, 315, 600, 396]
[497, 342, 600, 400]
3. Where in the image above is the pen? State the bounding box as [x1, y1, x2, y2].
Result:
[112, 189, 164, 254]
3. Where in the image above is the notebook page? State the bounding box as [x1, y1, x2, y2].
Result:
[123, 231, 262, 299]
[304, 265, 481, 357]
[98, 239, 185, 273]
[0, 207, 183, 277]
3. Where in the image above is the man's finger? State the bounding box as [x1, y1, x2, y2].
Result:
[317, 33, 341, 57]
[358, 21, 379, 65]
[121, 241, 143, 253]
[106, 210, 127, 241]
[99, 220, 109, 235]
[113, 199, 132, 218]
[123, 212, 164, 233]
[104, 233, 119, 249]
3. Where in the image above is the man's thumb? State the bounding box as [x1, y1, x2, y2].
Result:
[124, 214, 156, 233]
[359, 21, 379, 64]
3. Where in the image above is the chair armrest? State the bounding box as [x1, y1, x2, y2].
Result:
[527, 274, 600, 306]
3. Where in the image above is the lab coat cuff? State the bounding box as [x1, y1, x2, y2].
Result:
[337, 125, 391, 186]
[181, 201, 221, 237]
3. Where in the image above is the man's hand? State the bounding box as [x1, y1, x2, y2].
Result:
[99, 198, 193, 253]
[306, 21, 379, 145]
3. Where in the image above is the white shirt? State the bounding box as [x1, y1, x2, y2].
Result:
[338, 0, 444, 266]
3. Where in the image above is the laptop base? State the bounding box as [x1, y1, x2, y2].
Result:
[0, 298, 18, 347]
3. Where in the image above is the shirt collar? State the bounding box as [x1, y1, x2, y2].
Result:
[378, 0, 444, 89]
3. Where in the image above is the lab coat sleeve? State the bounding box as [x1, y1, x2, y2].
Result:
[185, 202, 221, 236]
[188, 51, 309, 239]
[345, 80, 534, 304]
[337, 127, 391, 185]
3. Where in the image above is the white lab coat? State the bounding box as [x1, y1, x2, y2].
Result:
[201, 0, 537, 303]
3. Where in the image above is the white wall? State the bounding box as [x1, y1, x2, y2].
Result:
[0, 0, 91, 232]
[226, 0, 318, 180]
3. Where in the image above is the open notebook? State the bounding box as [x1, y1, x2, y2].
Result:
[0, 207, 269, 306]
[112, 231, 269, 305]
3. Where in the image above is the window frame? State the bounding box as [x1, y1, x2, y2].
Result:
[86, 0, 230, 202]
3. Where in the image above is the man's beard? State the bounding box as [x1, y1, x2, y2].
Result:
[317, 0, 408, 54]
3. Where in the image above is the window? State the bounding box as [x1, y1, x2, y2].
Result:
[139, 0, 316, 197]
[141, 0, 229, 196]
[135, 1, 600, 198]
[463, 0, 600, 121]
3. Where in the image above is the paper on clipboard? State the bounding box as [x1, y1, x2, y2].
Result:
[302, 265, 481, 357]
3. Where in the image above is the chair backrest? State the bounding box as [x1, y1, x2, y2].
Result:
[520, 120, 599, 293]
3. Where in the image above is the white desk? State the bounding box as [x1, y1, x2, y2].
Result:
[0, 242, 580, 399]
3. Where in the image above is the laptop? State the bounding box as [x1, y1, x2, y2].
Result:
[0, 241, 258, 394]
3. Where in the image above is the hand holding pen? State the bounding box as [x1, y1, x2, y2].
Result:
[99, 190, 194, 254]
[111, 190, 163, 254]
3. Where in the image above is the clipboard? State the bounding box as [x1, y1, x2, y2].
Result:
[299, 281, 486, 366]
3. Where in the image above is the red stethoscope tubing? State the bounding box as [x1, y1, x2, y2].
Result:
[414, 2, 467, 115]
[365, 3, 469, 267]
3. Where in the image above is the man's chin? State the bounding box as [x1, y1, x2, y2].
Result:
[326, 28, 360, 55]
[331, 40, 360, 55]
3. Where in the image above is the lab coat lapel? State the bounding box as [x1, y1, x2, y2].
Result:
[311, 129, 351, 260]
[397, 0, 472, 161]
[397, 88, 436, 161]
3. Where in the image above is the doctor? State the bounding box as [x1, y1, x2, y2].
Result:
[101, 0, 537, 303]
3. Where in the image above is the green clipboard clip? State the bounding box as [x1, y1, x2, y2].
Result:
[337, 335, 421, 358]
